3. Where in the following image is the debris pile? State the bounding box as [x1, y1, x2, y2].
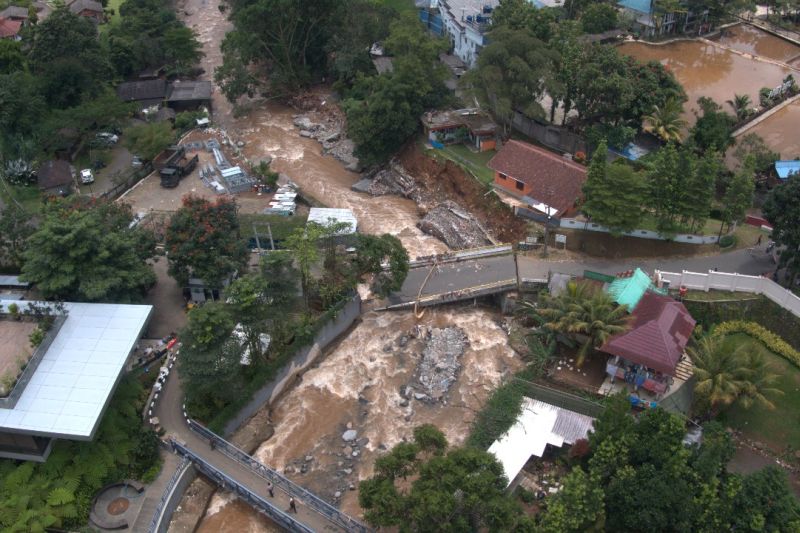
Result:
[406, 326, 468, 402]
[292, 114, 360, 172]
[417, 201, 494, 250]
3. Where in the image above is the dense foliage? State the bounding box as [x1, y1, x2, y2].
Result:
[0, 2, 199, 164]
[20, 198, 156, 301]
[0, 205, 34, 271]
[536, 396, 800, 531]
[359, 425, 535, 531]
[0, 377, 161, 531]
[763, 172, 800, 281]
[164, 196, 249, 289]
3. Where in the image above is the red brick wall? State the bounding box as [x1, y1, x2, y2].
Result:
[493, 171, 531, 197]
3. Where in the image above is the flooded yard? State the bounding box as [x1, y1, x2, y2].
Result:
[715, 23, 800, 66]
[619, 39, 795, 124]
[740, 98, 800, 159]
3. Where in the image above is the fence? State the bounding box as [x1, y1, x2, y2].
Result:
[101, 163, 153, 200]
[222, 294, 362, 435]
[169, 440, 316, 533]
[656, 269, 800, 318]
[185, 422, 370, 533]
[147, 457, 193, 533]
[510, 111, 587, 155]
[559, 218, 720, 244]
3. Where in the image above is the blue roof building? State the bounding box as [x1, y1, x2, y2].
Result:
[775, 160, 800, 180]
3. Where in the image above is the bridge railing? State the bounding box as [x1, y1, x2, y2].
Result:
[147, 456, 191, 533]
[187, 420, 370, 533]
[170, 440, 315, 533]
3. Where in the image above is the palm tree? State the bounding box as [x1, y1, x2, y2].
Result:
[689, 336, 782, 416]
[524, 281, 631, 368]
[726, 93, 752, 122]
[644, 97, 687, 143]
[565, 290, 631, 367]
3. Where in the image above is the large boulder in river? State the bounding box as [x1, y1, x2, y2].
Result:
[417, 201, 493, 250]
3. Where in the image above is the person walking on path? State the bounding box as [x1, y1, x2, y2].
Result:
[757, 235, 763, 246]
[267, 481, 274, 498]
[289, 497, 297, 513]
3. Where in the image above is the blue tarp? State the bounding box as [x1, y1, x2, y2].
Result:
[610, 142, 651, 161]
[618, 0, 652, 14]
[775, 160, 800, 179]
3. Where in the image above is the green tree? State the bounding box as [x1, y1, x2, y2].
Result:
[124, 122, 175, 162]
[534, 281, 630, 367]
[689, 335, 781, 415]
[0, 72, 46, 158]
[492, 0, 558, 41]
[733, 132, 779, 177]
[719, 156, 755, 235]
[353, 233, 409, 297]
[20, 199, 155, 301]
[690, 96, 736, 153]
[164, 196, 248, 289]
[538, 467, 605, 532]
[726, 93, 752, 122]
[764, 172, 800, 280]
[580, 3, 618, 34]
[0, 40, 24, 75]
[0, 206, 34, 270]
[179, 302, 243, 419]
[643, 96, 687, 143]
[285, 222, 325, 308]
[582, 141, 647, 234]
[27, 7, 112, 108]
[359, 426, 534, 531]
[467, 27, 557, 131]
[645, 143, 685, 232]
[731, 466, 800, 531]
[162, 26, 204, 76]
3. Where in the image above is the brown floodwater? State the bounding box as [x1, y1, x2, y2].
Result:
[741, 99, 800, 159]
[619, 40, 795, 124]
[199, 308, 522, 530]
[715, 23, 800, 64]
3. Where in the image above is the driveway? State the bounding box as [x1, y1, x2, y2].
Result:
[77, 144, 134, 197]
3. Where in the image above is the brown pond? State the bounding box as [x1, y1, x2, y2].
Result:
[619, 40, 795, 124]
[715, 23, 800, 65]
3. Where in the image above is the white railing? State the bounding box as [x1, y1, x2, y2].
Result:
[656, 270, 800, 318]
[560, 218, 720, 244]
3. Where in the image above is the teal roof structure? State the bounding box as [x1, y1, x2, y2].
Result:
[607, 268, 653, 311]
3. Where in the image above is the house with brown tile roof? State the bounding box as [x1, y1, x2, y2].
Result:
[37, 160, 74, 196]
[487, 140, 586, 217]
[68, 0, 103, 22]
[0, 16, 22, 40]
[600, 291, 695, 396]
[0, 5, 27, 21]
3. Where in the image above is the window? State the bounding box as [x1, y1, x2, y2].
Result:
[498, 173, 507, 180]
[515, 180, 524, 191]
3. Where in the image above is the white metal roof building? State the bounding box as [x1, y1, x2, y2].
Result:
[0, 301, 152, 461]
[488, 398, 595, 486]
[307, 208, 358, 235]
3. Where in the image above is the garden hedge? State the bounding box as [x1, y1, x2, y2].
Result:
[712, 320, 800, 368]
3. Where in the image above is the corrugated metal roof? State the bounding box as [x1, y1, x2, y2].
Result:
[0, 275, 29, 288]
[618, 0, 652, 14]
[607, 268, 653, 311]
[488, 398, 595, 485]
[308, 208, 357, 234]
[775, 160, 800, 179]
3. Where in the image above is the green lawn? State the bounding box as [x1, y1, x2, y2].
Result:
[100, 0, 123, 32]
[378, 0, 416, 13]
[0, 183, 43, 214]
[238, 213, 306, 243]
[634, 213, 765, 250]
[429, 143, 497, 186]
[718, 333, 800, 453]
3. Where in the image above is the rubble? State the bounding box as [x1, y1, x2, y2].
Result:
[292, 113, 361, 171]
[342, 429, 358, 441]
[351, 162, 419, 199]
[417, 201, 494, 250]
[408, 326, 468, 401]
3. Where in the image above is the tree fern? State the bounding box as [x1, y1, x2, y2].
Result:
[47, 487, 76, 506]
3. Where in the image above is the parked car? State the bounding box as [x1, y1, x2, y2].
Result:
[96, 132, 119, 145]
[131, 155, 143, 168]
[80, 168, 95, 184]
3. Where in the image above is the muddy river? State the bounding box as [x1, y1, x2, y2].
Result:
[619, 39, 795, 124]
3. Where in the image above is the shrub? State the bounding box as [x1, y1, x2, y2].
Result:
[467, 379, 525, 449]
[712, 320, 800, 368]
[7, 303, 19, 320]
[719, 234, 736, 248]
[759, 87, 773, 108]
[516, 486, 536, 503]
[29, 327, 44, 347]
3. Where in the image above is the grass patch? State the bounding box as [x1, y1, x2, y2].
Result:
[683, 289, 760, 302]
[378, 0, 416, 13]
[238, 213, 306, 246]
[0, 183, 43, 214]
[100, 0, 123, 32]
[423, 141, 497, 186]
[717, 333, 800, 452]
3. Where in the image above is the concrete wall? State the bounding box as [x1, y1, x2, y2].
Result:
[656, 270, 800, 318]
[560, 218, 720, 244]
[152, 460, 197, 533]
[509, 111, 587, 155]
[222, 294, 362, 436]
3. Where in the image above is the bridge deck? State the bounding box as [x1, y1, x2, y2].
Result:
[147, 356, 363, 533]
[385, 254, 519, 308]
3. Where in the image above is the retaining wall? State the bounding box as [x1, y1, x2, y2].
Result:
[656, 269, 800, 318]
[149, 460, 196, 533]
[222, 294, 362, 436]
[560, 218, 720, 244]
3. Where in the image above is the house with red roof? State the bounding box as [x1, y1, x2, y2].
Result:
[0, 16, 22, 40]
[598, 269, 696, 399]
[487, 140, 587, 217]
